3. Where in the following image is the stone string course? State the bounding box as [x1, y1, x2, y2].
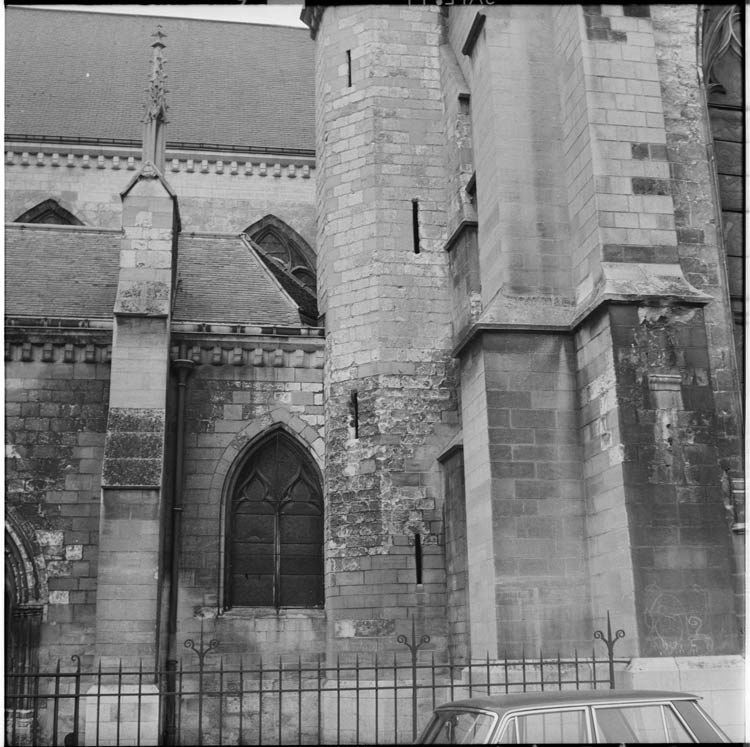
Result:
[5, 148, 313, 179]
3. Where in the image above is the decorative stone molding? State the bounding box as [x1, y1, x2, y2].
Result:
[170, 338, 325, 370]
[5, 338, 112, 364]
[5, 143, 315, 178]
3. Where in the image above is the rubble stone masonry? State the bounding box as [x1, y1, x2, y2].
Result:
[314, 5, 458, 656]
[5, 334, 111, 665]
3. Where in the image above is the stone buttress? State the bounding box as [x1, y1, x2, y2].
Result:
[95, 31, 178, 664]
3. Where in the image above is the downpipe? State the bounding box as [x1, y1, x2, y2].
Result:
[164, 357, 195, 746]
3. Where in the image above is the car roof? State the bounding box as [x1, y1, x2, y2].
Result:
[434, 690, 699, 714]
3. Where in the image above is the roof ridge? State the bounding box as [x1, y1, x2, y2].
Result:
[6, 5, 307, 30]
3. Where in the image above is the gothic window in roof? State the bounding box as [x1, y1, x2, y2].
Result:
[244, 216, 316, 293]
[14, 199, 84, 226]
[224, 429, 324, 610]
[244, 215, 319, 325]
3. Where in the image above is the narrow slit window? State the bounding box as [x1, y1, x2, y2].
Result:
[349, 390, 359, 439]
[346, 50, 352, 87]
[415, 533, 423, 584]
[412, 199, 420, 254]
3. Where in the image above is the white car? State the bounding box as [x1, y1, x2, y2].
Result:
[415, 690, 730, 743]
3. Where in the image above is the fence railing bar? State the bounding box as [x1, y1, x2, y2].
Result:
[297, 655, 302, 746]
[540, 649, 545, 692]
[177, 657, 184, 746]
[374, 652, 380, 747]
[239, 657, 245, 745]
[95, 659, 102, 747]
[117, 658, 124, 747]
[316, 656, 322, 746]
[278, 655, 283, 747]
[219, 656, 224, 747]
[5, 642, 629, 746]
[9, 670, 18, 747]
[137, 659, 143, 747]
[355, 653, 360, 746]
[592, 647, 597, 691]
[52, 659, 61, 747]
[336, 654, 341, 746]
[72, 655, 81, 747]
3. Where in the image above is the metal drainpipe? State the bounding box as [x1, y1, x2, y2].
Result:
[164, 357, 195, 746]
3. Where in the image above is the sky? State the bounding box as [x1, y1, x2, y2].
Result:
[20, 3, 307, 27]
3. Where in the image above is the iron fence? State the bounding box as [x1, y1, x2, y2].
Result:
[6, 617, 628, 746]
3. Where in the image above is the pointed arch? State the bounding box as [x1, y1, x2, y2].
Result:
[5, 508, 46, 684]
[244, 215, 317, 295]
[223, 424, 324, 610]
[699, 4, 745, 392]
[14, 199, 84, 226]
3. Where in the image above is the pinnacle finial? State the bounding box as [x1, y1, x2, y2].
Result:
[152, 25, 167, 46]
[142, 24, 168, 172]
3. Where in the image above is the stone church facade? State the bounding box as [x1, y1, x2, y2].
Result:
[4, 3, 745, 738]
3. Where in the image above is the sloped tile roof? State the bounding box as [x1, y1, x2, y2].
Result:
[5, 227, 303, 326]
[5, 7, 314, 153]
[174, 235, 302, 325]
[5, 226, 120, 319]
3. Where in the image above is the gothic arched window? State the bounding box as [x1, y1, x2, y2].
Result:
[14, 199, 83, 225]
[243, 215, 319, 325]
[701, 4, 744, 392]
[225, 430, 324, 609]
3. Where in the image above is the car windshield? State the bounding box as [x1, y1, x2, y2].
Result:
[420, 709, 497, 744]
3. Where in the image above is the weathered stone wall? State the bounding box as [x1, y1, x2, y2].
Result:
[173, 337, 326, 658]
[610, 303, 740, 656]
[450, 5, 574, 306]
[575, 308, 639, 651]
[5, 333, 111, 665]
[4, 153, 316, 244]
[482, 333, 590, 654]
[650, 4, 744, 474]
[314, 4, 458, 657]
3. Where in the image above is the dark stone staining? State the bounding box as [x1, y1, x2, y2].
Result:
[623, 5, 650, 18]
[115, 280, 170, 316]
[632, 177, 671, 196]
[102, 407, 165, 487]
[610, 305, 740, 655]
[107, 408, 164, 433]
[602, 244, 679, 263]
[353, 619, 395, 637]
[676, 228, 705, 245]
[631, 143, 668, 161]
[5, 377, 109, 528]
[104, 432, 163, 458]
[582, 5, 628, 43]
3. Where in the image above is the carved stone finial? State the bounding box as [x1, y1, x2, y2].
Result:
[142, 25, 168, 172]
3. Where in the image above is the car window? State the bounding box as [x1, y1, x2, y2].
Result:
[594, 704, 695, 743]
[515, 708, 590, 744]
[673, 700, 727, 742]
[421, 710, 497, 744]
